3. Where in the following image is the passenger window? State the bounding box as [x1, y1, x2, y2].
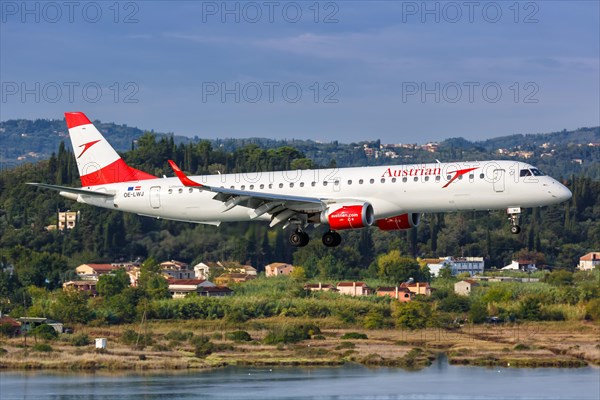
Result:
[413, 177, 418, 182]
[189, 188, 193, 193]
[348, 180, 352, 185]
[279, 183, 283, 188]
[300, 182, 304, 187]
[250, 185, 254, 190]
[268, 184, 273, 189]
[323, 181, 328, 186]
[402, 177, 407, 183]
[380, 178, 385, 183]
[479, 173, 485, 179]
[447, 175, 452, 180]
[425, 176, 429, 182]
[311, 182, 316, 187]
[178, 188, 183, 193]
[241, 185, 245, 190]
[260, 184, 264, 189]
[359, 179, 364, 184]
[370, 179, 374, 184]
[168, 189, 173, 194]
[289, 183, 294, 188]
[392, 178, 396, 183]
[435, 176, 440, 182]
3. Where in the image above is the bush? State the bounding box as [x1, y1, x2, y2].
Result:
[164, 330, 193, 342]
[438, 294, 471, 313]
[394, 302, 432, 329]
[33, 343, 53, 352]
[71, 333, 91, 347]
[585, 299, 600, 321]
[264, 324, 319, 345]
[341, 332, 368, 340]
[120, 329, 153, 349]
[31, 324, 58, 341]
[192, 336, 214, 357]
[0, 323, 18, 337]
[335, 341, 356, 350]
[225, 330, 252, 342]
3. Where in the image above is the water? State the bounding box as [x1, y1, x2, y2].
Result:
[1, 359, 599, 400]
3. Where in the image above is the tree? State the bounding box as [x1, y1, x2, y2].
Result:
[290, 266, 307, 281]
[51, 289, 92, 323]
[138, 258, 170, 300]
[377, 250, 423, 283]
[394, 302, 432, 329]
[97, 268, 130, 297]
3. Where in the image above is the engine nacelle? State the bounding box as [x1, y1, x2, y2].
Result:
[320, 203, 375, 230]
[376, 213, 421, 231]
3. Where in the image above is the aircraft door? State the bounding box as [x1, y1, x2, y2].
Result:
[150, 186, 161, 208]
[493, 169, 505, 192]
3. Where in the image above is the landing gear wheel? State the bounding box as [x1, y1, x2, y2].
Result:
[507, 207, 522, 235]
[289, 231, 310, 247]
[322, 231, 342, 247]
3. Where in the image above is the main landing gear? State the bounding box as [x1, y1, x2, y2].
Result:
[288, 229, 342, 248]
[289, 229, 310, 247]
[322, 230, 342, 247]
[507, 207, 521, 234]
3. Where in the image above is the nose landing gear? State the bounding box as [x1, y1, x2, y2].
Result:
[507, 207, 521, 234]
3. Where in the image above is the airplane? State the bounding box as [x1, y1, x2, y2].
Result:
[28, 112, 572, 247]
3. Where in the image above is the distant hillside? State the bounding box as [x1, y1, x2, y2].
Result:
[1, 117, 599, 178]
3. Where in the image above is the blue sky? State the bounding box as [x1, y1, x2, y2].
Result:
[1, 1, 599, 143]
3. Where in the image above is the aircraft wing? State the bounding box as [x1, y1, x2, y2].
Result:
[168, 160, 349, 227]
[26, 183, 115, 198]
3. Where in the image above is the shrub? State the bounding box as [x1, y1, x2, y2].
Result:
[335, 341, 356, 350]
[469, 300, 488, 323]
[394, 302, 432, 329]
[0, 323, 18, 337]
[71, 333, 91, 347]
[263, 324, 319, 345]
[164, 330, 193, 342]
[341, 332, 368, 340]
[0, 347, 8, 356]
[438, 294, 471, 313]
[585, 299, 600, 321]
[192, 336, 214, 357]
[120, 329, 153, 349]
[33, 343, 53, 352]
[518, 296, 542, 321]
[225, 330, 252, 342]
[31, 324, 58, 341]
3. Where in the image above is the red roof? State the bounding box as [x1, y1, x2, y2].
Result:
[337, 281, 368, 287]
[304, 283, 334, 288]
[580, 252, 600, 261]
[377, 286, 411, 292]
[85, 264, 118, 272]
[167, 279, 206, 285]
[0, 316, 20, 327]
[400, 282, 430, 287]
[202, 286, 232, 293]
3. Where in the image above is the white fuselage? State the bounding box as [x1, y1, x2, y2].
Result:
[77, 160, 571, 224]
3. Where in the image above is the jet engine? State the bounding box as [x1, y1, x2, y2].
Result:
[375, 213, 421, 230]
[320, 203, 375, 230]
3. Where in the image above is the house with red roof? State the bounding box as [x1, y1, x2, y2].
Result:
[336, 281, 373, 296]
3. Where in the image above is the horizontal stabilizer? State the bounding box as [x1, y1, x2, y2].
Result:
[26, 183, 115, 198]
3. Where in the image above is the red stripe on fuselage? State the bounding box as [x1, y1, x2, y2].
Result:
[80, 158, 157, 186]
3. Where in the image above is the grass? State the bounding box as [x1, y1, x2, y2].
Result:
[0, 320, 598, 371]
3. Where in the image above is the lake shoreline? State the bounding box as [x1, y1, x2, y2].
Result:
[1, 320, 598, 372]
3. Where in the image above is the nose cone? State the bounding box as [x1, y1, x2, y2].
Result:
[554, 181, 572, 203]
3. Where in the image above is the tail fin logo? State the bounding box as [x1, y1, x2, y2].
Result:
[77, 139, 102, 159]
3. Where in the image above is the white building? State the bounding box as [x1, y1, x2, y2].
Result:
[502, 260, 537, 271]
[578, 252, 600, 271]
[425, 256, 485, 277]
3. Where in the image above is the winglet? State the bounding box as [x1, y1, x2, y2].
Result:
[168, 160, 204, 187]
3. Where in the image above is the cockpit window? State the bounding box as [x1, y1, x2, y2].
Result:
[530, 168, 545, 176]
[520, 169, 532, 177]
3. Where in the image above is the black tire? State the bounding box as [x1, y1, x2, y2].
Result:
[299, 231, 310, 247]
[322, 231, 342, 247]
[289, 232, 304, 246]
[511, 225, 521, 234]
